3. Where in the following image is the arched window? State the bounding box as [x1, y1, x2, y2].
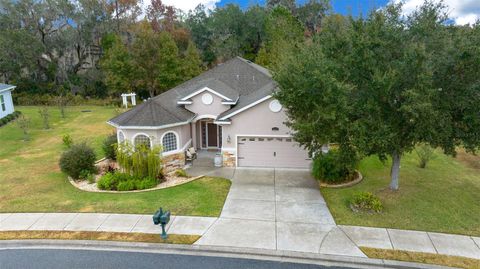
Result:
[118, 131, 125, 144]
[134, 134, 151, 149]
[162, 132, 178, 152]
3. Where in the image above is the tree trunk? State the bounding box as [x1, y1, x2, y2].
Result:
[389, 151, 401, 191]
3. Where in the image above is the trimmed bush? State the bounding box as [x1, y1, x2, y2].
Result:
[102, 133, 117, 160]
[59, 143, 97, 179]
[350, 192, 383, 213]
[312, 149, 358, 184]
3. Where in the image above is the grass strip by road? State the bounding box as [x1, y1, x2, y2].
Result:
[361, 247, 480, 269]
[0, 231, 200, 245]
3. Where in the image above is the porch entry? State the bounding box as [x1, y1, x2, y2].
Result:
[200, 120, 222, 149]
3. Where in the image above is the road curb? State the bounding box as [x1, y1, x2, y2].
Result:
[0, 239, 450, 269]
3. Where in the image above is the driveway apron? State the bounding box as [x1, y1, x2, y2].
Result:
[196, 168, 354, 255]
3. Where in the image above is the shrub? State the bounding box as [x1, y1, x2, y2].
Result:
[350, 192, 383, 213]
[312, 149, 358, 183]
[79, 170, 95, 183]
[102, 133, 117, 160]
[135, 177, 158, 190]
[0, 111, 21, 127]
[415, 144, 435, 168]
[97, 171, 158, 191]
[117, 180, 136, 191]
[59, 142, 97, 179]
[175, 169, 188, 177]
[97, 172, 116, 190]
[62, 134, 73, 148]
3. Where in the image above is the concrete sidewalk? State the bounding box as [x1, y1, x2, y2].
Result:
[0, 213, 216, 236]
[1, 213, 479, 260]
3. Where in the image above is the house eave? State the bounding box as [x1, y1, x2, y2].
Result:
[0, 85, 16, 94]
[107, 117, 194, 130]
[219, 95, 273, 121]
[180, 86, 234, 102]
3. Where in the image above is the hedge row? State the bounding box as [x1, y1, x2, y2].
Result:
[0, 111, 21, 127]
[13, 92, 121, 106]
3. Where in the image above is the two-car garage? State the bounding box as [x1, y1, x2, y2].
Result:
[237, 136, 311, 169]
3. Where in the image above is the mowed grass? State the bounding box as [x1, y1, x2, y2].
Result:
[0, 106, 231, 216]
[0, 231, 200, 245]
[361, 247, 480, 269]
[321, 150, 480, 236]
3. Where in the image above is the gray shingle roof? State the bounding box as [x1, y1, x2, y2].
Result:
[0, 83, 15, 93]
[108, 57, 275, 128]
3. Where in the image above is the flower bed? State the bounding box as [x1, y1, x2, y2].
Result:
[319, 170, 363, 188]
[69, 158, 202, 193]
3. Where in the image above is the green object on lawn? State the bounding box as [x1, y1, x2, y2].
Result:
[153, 208, 171, 239]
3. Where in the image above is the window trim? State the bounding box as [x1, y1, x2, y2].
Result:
[117, 130, 126, 144]
[132, 132, 152, 149]
[0, 94, 5, 112]
[161, 131, 179, 153]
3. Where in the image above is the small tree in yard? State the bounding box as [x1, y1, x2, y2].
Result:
[38, 106, 50, 129]
[415, 144, 435, 168]
[55, 95, 68, 119]
[17, 114, 30, 141]
[274, 2, 480, 190]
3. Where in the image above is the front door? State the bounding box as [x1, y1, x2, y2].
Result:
[207, 123, 218, 148]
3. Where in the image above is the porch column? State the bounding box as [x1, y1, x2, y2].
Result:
[191, 121, 197, 149]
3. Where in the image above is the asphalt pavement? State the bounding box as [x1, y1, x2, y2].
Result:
[0, 248, 352, 269]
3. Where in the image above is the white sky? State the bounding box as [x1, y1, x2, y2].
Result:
[142, 0, 220, 13]
[391, 0, 480, 25]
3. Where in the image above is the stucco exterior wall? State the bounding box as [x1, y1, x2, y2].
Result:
[118, 124, 191, 153]
[221, 98, 291, 148]
[185, 92, 230, 117]
[0, 90, 15, 119]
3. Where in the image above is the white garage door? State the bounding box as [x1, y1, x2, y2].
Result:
[237, 137, 311, 168]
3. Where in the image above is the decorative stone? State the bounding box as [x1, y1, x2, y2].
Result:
[222, 151, 236, 167]
[162, 152, 186, 174]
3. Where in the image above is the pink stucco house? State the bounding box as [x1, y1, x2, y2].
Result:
[107, 57, 311, 171]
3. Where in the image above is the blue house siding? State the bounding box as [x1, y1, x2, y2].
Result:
[0, 85, 15, 119]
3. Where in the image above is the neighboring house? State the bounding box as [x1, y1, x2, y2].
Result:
[0, 84, 16, 120]
[107, 57, 311, 172]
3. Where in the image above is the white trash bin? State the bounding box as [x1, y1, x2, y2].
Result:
[214, 153, 222, 167]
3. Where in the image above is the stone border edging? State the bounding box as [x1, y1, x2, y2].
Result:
[68, 175, 205, 194]
[1, 240, 450, 269]
[94, 157, 107, 164]
[319, 170, 363, 189]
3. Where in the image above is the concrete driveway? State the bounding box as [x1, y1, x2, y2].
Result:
[195, 168, 351, 254]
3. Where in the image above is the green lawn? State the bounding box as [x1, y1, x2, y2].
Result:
[321, 150, 480, 236]
[0, 106, 231, 216]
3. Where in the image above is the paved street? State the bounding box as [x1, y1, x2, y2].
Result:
[0, 248, 353, 269]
